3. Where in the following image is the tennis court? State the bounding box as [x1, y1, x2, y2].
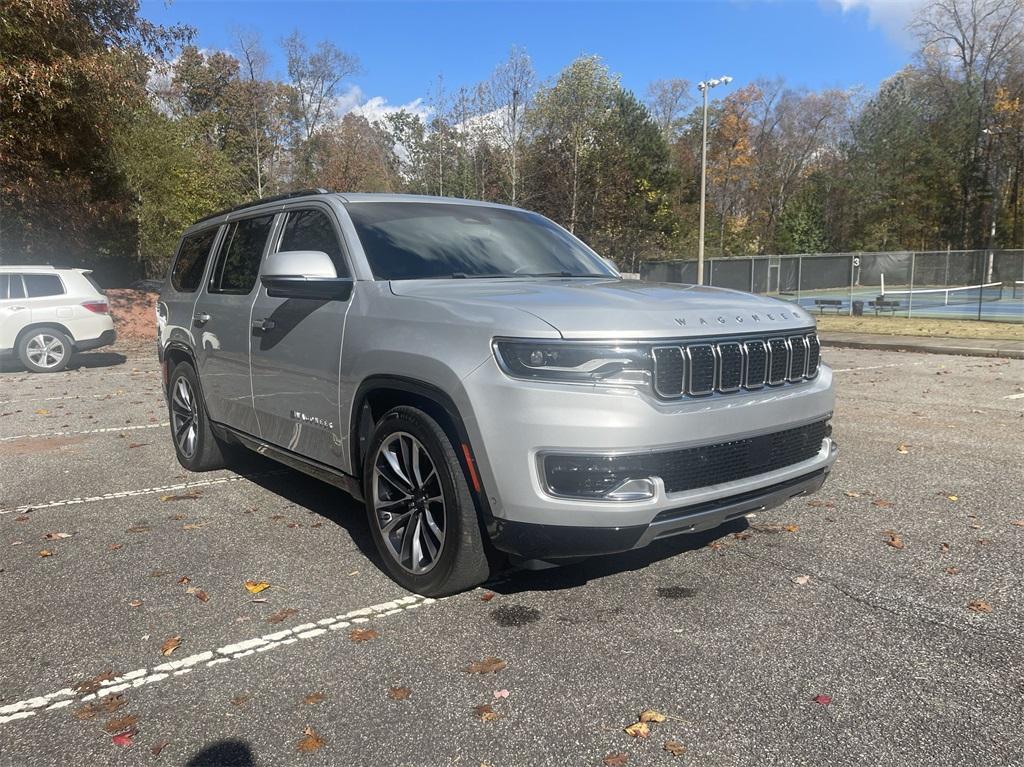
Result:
[782, 280, 1024, 321]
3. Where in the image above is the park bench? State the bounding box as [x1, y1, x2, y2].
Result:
[870, 299, 901, 316]
[813, 298, 846, 315]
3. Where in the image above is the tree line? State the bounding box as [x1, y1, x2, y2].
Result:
[3, 0, 1023, 281]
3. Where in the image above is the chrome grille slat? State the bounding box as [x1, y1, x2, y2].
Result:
[650, 332, 819, 400]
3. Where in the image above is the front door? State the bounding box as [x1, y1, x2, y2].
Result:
[192, 213, 276, 436]
[249, 205, 354, 468]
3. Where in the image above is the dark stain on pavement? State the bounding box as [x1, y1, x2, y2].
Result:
[490, 604, 542, 626]
[656, 586, 698, 599]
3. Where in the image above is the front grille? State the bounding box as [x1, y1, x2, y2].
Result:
[653, 332, 820, 399]
[652, 419, 830, 494]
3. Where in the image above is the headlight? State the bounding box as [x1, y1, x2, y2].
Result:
[493, 339, 652, 385]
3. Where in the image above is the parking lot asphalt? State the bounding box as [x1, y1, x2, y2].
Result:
[1, 344, 1022, 767]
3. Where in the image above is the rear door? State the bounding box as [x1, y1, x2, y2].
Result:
[193, 213, 276, 435]
[24, 272, 71, 328]
[249, 205, 353, 467]
[0, 275, 29, 351]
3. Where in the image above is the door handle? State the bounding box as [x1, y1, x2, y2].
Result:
[193, 313, 210, 326]
[251, 318, 275, 333]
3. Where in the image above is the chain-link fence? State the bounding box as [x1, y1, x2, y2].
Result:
[641, 250, 1024, 324]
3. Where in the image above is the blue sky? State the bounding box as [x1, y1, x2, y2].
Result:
[140, 0, 921, 115]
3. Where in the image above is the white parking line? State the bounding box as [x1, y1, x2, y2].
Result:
[1002, 392, 1024, 400]
[0, 391, 128, 407]
[832, 362, 927, 373]
[0, 472, 277, 515]
[0, 422, 169, 443]
[0, 594, 438, 725]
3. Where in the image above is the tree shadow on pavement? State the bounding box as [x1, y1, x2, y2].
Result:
[185, 739, 255, 767]
[488, 517, 749, 595]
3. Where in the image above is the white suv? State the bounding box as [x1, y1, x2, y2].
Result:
[0, 266, 117, 372]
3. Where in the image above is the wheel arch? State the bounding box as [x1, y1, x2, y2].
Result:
[15, 322, 76, 348]
[351, 375, 496, 533]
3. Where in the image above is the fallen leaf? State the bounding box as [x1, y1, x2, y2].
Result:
[244, 580, 270, 594]
[793, 575, 811, 586]
[267, 608, 298, 624]
[947, 495, 959, 502]
[42, 532, 71, 540]
[732, 531, 752, 541]
[111, 731, 135, 747]
[806, 499, 834, 508]
[473, 703, 500, 721]
[663, 740, 687, 757]
[104, 714, 138, 734]
[128, 599, 143, 608]
[38, 549, 53, 557]
[177, 576, 190, 585]
[706, 541, 722, 551]
[73, 671, 116, 695]
[387, 687, 411, 700]
[160, 636, 181, 656]
[465, 656, 506, 674]
[480, 591, 495, 602]
[939, 542, 950, 553]
[977, 538, 992, 546]
[812, 694, 832, 705]
[75, 695, 126, 720]
[945, 567, 960, 575]
[160, 491, 201, 502]
[182, 523, 205, 530]
[296, 726, 325, 753]
[230, 694, 251, 707]
[186, 588, 209, 603]
[872, 499, 894, 508]
[1010, 520, 1024, 527]
[127, 443, 147, 449]
[967, 599, 992, 613]
[109, 544, 123, 551]
[638, 709, 666, 723]
[349, 628, 380, 642]
[624, 721, 650, 738]
[783, 524, 800, 533]
[303, 692, 326, 705]
[150, 740, 169, 756]
[896, 444, 910, 454]
[886, 533, 904, 550]
[126, 526, 150, 534]
[493, 689, 510, 699]
[602, 754, 628, 767]
[844, 491, 861, 498]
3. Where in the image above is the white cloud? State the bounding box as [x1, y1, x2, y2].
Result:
[336, 85, 432, 124]
[829, 0, 927, 47]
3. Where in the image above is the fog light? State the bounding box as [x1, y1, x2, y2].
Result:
[543, 453, 656, 500]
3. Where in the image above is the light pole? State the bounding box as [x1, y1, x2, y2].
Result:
[697, 76, 732, 286]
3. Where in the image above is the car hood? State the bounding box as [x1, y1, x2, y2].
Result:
[389, 278, 814, 339]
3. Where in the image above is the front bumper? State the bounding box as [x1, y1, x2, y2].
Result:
[457, 356, 837, 554]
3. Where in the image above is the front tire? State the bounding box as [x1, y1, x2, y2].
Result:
[167, 361, 227, 472]
[18, 328, 72, 373]
[363, 406, 490, 596]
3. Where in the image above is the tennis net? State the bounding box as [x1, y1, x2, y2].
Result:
[880, 281, 1004, 307]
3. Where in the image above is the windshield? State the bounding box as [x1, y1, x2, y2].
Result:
[345, 202, 616, 280]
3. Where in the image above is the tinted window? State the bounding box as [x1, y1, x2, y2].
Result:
[345, 202, 615, 280]
[171, 228, 218, 292]
[0, 275, 6, 300]
[24, 274, 64, 297]
[210, 215, 274, 294]
[278, 209, 347, 276]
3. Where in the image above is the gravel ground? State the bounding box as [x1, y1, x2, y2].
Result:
[0, 344, 1021, 767]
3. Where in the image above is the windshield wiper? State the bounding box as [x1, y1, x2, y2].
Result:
[448, 272, 519, 279]
[525, 271, 607, 278]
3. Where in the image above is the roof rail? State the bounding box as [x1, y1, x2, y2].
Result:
[194, 188, 331, 225]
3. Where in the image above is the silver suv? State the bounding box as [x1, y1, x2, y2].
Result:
[157, 191, 837, 595]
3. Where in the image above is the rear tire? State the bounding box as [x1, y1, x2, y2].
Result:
[167, 361, 227, 472]
[363, 406, 490, 596]
[17, 328, 72, 373]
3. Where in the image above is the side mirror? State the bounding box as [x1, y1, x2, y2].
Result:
[260, 250, 353, 301]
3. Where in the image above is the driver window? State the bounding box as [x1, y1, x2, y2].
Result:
[278, 209, 348, 277]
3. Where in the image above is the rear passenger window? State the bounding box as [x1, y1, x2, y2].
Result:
[0, 275, 7, 299]
[171, 228, 218, 293]
[277, 209, 348, 276]
[210, 215, 274, 294]
[24, 274, 64, 297]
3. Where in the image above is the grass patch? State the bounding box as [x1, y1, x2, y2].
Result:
[816, 314, 1023, 341]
